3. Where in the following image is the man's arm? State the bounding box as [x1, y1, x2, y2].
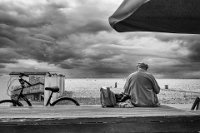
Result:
[123, 74, 132, 94]
[151, 75, 160, 94]
[153, 80, 160, 94]
[146, 73, 160, 94]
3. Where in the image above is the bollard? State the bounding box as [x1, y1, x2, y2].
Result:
[165, 85, 168, 89]
[115, 82, 117, 88]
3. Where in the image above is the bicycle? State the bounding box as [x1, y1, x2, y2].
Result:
[0, 73, 80, 106]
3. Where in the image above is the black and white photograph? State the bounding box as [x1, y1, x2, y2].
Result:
[0, 0, 200, 132]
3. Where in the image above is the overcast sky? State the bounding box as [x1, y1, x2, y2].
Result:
[0, 0, 200, 78]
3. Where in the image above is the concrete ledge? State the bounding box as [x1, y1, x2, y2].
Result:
[0, 105, 200, 133]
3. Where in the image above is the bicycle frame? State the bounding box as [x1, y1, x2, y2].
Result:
[15, 91, 32, 106]
[13, 77, 32, 106]
[45, 91, 54, 106]
[1, 72, 79, 107]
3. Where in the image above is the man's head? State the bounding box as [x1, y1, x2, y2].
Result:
[137, 62, 148, 70]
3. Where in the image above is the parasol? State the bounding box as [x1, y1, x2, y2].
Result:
[109, 0, 200, 34]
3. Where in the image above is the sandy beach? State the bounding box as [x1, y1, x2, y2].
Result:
[0, 77, 200, 107]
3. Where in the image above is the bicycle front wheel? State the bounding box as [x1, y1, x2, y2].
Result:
[51, 97, 80, 106]
[0, 99, 23, 107]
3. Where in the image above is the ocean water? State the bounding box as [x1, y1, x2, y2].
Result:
[0, 76, 200, 100]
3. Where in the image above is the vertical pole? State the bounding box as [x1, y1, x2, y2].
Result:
[165, 85, 168, 89]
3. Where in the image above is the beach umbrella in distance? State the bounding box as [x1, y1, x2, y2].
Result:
[109, 0, 200, 34]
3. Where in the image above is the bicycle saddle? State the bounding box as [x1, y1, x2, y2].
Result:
[45, 87, 59, 92]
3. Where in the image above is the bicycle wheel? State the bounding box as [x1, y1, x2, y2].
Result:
[0, 99, 23, 107]
[51, 97, 80, 106]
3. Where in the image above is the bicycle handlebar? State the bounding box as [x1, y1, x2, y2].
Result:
[19, 72, 29, 78]
[16, 73, 32, 87]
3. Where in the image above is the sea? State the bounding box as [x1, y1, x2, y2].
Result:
[1, 75, 200, 101]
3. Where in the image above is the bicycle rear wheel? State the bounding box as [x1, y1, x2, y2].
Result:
[0, 99, 23, 107]
[51, 97, 80, 106]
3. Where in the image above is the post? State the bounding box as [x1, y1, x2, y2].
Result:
[165, 85, 168, 89]
[115, 82, 117, 88]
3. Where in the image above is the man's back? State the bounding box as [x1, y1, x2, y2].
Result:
[124, 70, 160, 107]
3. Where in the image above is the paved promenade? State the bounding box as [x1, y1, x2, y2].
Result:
[0, 105, 200, 133]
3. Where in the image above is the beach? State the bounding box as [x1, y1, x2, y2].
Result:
[0, 76, 200, 105]
[64, 78, 200, 105]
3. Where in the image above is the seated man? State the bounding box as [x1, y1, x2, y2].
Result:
[123, 62, 160, 107]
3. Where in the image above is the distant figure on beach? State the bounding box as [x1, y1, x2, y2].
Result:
[123, 62, 160, 107]
[114, 82, 117, 88]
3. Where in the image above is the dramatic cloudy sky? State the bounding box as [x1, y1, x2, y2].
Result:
[0, 0, 200, 78]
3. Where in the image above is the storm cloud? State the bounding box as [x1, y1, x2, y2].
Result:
[0, 0, 200, 78]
